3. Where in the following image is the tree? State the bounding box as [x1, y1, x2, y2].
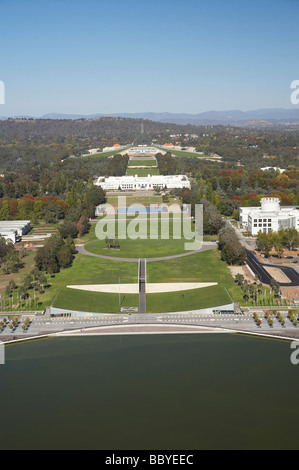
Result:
[34, 200, 43, 219]
[56, 245, 74, 269]
[0, 199, 10, 220]
[2, 251, 23, 274]
[66, 186, 79, 207]
[6, 280, 16, 296]
[44, 207, 57, 224]
[59, 220, 78, 239]
[256, 232, 273, 258]
[23, 275, 33, 291]
[76, 216, 90, 237]
[218, 226, 247, 265]
[219, 200, 235, 217]
[271, 233, 284, 258]
[284, 228, 299, 251]
[35, 234, 75, 273]
[270, 277, 280, 297]
[204, 182, 214, 202]
[235, 274, 244, 286]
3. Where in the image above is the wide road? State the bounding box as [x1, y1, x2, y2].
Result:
[246, 249, 299, 286]
[2, 311, 299, 342]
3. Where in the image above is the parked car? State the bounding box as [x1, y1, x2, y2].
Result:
[286, 256, 294, 259]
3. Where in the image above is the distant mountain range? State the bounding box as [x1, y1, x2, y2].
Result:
[1, 109, 299, 127]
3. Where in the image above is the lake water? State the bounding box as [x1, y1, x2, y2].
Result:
[0, 334, 299, 450]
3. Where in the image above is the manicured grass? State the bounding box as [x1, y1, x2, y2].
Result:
[53, 288, 139, 314]
[158, 148, 212, 159]
[126, 168, 160, 177]
[85, 217, 198, 258]
[38, 254, 138, 309]
[128, 159, 157, 167]
[86, 238, 194, 259]
[146, 285, 232, 313]
[79, 149, 130, 159]
[147, 249, 243, 304]
[107, 195, 164, 207]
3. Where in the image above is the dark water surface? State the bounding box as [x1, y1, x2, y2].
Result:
[0, 334, 298, 450]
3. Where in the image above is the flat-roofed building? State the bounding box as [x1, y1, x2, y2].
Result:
[0, 230, 17, 244]
[95, 174, 190, 191]
[240, 198, 299, 235]
[0, 220, 31, 243]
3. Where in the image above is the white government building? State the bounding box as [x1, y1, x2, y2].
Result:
[95, 174, 191, 191]
[240, 198, 299, 235]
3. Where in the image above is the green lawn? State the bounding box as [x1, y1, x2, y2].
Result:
[158, 148, 212, 159]
[107, 195, 164, 207]
[85, 217, 198, 258]
[78, 149, 130, 159]
[146, 285, 232, 313]
[128, 159, 157, 167]
[127, 168, 160, 177]
[38, 253, 138, 309]
[53, 288, 139, 314]
[36, 243, 241, 314]
[147, 249, 243, 304]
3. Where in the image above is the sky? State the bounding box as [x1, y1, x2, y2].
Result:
[0, 0, 299, 116]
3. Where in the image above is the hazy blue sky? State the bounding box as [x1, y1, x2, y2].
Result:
[0, 0, 299, 116]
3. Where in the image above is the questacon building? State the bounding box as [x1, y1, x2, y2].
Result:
[240, 198, 299, 235]
[95, 174, 191, 191]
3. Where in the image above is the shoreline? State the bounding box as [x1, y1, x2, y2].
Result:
[2, 324, 297, 345]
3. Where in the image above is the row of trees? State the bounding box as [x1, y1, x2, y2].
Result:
[0, 183, 106, 224]
[256, 228, 299, 257]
